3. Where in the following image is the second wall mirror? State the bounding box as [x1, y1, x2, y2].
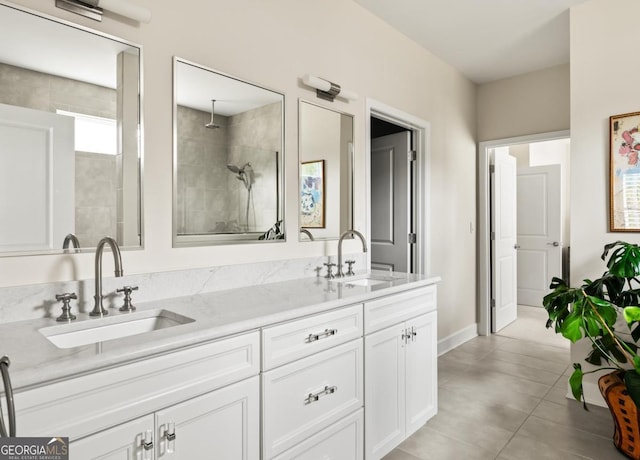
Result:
[173, 58, 285, 246]
[298, 100, 354, 241]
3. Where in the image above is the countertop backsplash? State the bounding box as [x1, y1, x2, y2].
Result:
[0, 254, 366, 324]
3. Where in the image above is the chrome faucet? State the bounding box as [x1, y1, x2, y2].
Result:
[337, 229, 367, 277]
[90, 237, 123, 317]
[300, 229, 315, 241]
[62, 233, 80, 252]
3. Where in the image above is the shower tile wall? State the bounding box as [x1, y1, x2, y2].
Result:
[0, 63, 117, 247]
[177, 102, 281, 235]
[228, 102, 282, 232]
[75, 152, 117, 246]
[176, 105, 229, 234]
[0, 63, 115, 118]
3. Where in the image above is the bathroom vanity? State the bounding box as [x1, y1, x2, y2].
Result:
[2, 272, 438, 460]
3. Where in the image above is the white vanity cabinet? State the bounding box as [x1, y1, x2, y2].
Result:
[15, 331, 261, 460]
[70, 414, 155, 459]
[10, 278, 438, 460]
[71, 375, 260, 459]
[364, 286, 438, 460]
[261, 304, 364, 460]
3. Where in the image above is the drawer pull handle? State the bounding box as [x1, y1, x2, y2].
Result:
[304, 385, 338, 405]
[163, 422, 176, 454]
[306, 328, 338, 343]
[141, 429, 153, 459]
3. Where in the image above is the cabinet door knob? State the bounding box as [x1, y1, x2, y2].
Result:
[402, 329, 409, 344]
[141, 430, 153, 459]
[164, 422, 176, 454]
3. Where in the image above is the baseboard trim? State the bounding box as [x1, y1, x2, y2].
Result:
[437, 323, 478, 356]
[580, 381, 607, 408]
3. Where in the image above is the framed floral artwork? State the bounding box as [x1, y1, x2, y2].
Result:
[611, 111, 640, 231]
[300, 160, 325, 228]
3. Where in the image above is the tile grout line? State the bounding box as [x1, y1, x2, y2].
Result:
[491, 354, 571, 459]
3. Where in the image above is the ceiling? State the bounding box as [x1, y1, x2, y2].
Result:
[354, 0, 589, 84]
[0, 4, 134, 89]
[176, 60, 283, 116]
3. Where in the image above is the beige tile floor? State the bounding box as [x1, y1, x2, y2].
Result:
[384, 306, 628, 460]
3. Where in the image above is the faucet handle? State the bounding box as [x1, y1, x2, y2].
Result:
[324, 263, 336, 279]
[345, 260, 356, 276]
[55, 292, 77, 322]
[117, 285, 138, 312]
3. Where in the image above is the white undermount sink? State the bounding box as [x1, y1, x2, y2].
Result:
[39, 309, 195, 349]
[343, 277, 390, 287]
[334, 273, 401, 287]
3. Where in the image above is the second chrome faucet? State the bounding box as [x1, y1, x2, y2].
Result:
[90, 237, 123, 317]
[336, 229, 367, 278]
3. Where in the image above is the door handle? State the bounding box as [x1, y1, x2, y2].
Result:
[514, 244, 520, 249]
[547, 242, 560, 247]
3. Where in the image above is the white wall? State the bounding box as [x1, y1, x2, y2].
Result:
[477, 64, 570, 142]
[0, 1, 477, 341]
[509, 144, 530, 167]
[569, 0, 640, 406]
[570, 0, 640, 284]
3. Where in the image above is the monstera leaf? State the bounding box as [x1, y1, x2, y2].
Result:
[603, 241, 640, 279]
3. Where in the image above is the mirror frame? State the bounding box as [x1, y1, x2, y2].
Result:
[172, 57, 286, 247]
[298, 99, 354, 242]
[0, 1, 145, 257]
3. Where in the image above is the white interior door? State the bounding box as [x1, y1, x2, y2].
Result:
[0, 103, 74, 252]
[516, 165, 562, 307]
[371, 131, 411, 273]
[491, 149, 518, 332]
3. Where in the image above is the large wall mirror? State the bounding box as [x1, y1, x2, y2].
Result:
[0, 2, 142, 256]
[299, 100, 354, 241]
[173, 58, 285, 246]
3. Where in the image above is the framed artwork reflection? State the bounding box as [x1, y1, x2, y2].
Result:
[300, 160, 325, 228]
[611, 111, 640, 231]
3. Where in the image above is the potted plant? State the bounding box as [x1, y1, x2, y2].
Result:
[544, 241, 640, 459]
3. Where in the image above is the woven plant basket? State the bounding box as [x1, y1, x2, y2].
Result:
[599, 371, 640, 460]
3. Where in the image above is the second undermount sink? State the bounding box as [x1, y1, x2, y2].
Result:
[343, 277, 390, 287]
[39, 309, 195, 349]
[334, 272, 402, 287]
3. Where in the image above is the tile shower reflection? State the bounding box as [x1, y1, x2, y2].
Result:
[175, 102, 281, 235]
[0, 3, 142, 254]
[173, 58, 285, 246]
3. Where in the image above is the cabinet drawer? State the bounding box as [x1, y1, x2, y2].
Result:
[273, 409, 363, 460]
[14, 330, 260, 440]
[364, 286, 436, 334]
[262, 304, 363, 370]
[262, 340, 363, 459]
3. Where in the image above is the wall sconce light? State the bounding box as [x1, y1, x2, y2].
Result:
[55, 0, 152, 23]
[302, 74, 358, 102]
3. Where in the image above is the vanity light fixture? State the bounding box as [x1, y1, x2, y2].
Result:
[55, 0, 152, 23]
[302, 74, 358, 102]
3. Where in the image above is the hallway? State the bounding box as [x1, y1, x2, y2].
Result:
[384, 306, 627, 460]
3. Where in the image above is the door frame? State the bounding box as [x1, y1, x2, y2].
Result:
[478, 130, 569, 336]
[366, 98, 431, 275]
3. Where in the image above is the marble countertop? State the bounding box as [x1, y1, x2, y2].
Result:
[2, 271, 440, 391]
